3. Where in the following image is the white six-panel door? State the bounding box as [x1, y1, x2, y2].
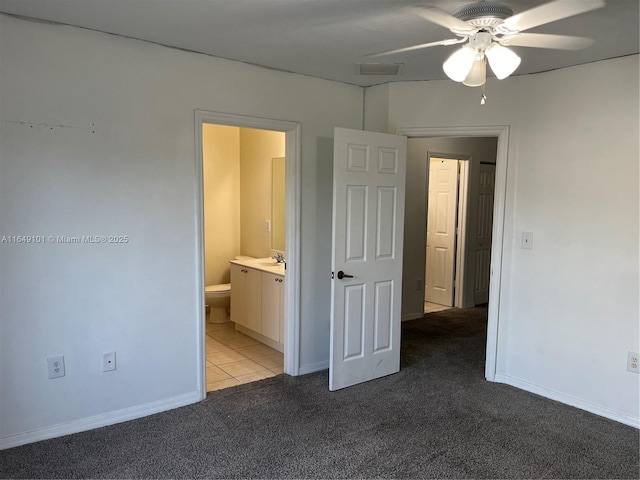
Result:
[425, 158, 459, 307]
[329, 127, 407, 391]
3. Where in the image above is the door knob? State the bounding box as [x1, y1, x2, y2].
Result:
[337, 270, 353, 279]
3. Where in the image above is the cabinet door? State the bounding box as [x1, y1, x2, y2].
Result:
[230, 264, 247, 327]
[244, 268, 262, 333]
[278, 276, 285, 344]
[261, 272, 282, 342]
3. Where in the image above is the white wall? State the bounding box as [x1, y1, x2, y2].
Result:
[0, 14, 362, 447]
[381, 55, 640, 425]
[363, 83, 388, 133]
[203, 124, 240, 285]
[402, 137, 497, 318]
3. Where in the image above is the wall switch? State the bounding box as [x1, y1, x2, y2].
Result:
[103, 352, 116, 372]
[47, 355, 65, 379]
[521, 232, 533, 250]
[265, 219, 271, 232]
[627, 351, 639, 373]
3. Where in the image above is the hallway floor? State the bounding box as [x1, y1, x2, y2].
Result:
[205, 322, 284, 392]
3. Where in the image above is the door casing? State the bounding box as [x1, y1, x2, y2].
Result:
[194, 110, 301, 399]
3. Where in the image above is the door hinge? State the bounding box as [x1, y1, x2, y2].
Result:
[331, 271, 334, 279]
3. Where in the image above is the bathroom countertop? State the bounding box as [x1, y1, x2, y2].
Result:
[230, 257, 285, 276]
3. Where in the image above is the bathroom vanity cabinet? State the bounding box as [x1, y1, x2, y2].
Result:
[229, 259, 285, 352]
[230, 264, 261, 333]
[261, 272, 284, 344]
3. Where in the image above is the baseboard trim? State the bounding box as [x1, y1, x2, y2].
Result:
[235, 324, 284, 353]
[494, 374, 639, 429]
[402, 312, 424, 322]
[298, 360, 329, 375]
[0, 391, 202, 450]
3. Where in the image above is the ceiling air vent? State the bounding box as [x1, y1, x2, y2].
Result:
[357, 63, 404, 76]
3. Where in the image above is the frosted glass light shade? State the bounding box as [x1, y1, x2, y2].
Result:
[443, 45, 476, 82]
[462, 59, 486, 87]
[486, 43, 521, 79]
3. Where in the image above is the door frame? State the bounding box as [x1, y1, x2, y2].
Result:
[396, 125, 509, 382]
[194, 110, 301, 398]
[424, 152, 471, 309]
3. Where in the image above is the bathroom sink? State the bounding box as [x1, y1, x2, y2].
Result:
[238, 257, 284, 273]
[264, 263, 286, 271]
[248, 258, 281, 267]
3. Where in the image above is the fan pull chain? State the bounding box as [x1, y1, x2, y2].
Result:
[480, 83, 487, 105]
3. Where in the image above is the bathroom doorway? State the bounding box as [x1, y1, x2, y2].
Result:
[195, 111, 301, 396]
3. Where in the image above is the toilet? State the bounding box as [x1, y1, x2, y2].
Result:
[205, 283, 231, 324]
[205, 256, 254, 324]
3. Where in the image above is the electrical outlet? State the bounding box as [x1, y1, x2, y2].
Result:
[47, 355, 65, 379]
[103, 352, 116, 372]
[627, 351, 639, 373]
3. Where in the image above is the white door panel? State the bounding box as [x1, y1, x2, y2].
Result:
[425, 158, 459, 306]
[330, 127, 406, 391]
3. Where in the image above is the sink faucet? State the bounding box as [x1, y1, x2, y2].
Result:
[272, 251, 285, 263]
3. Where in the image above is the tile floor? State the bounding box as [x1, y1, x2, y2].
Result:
[424, 301, 452, 314]
[205, 321, 284, 392]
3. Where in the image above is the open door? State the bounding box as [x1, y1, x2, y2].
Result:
[329, 127, 407, 391]
[425, 158, 460, 306]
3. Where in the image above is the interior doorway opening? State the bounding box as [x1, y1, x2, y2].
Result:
[398, 126, 508, 382]
[194, 111, 301, 398]
[425, 155, 468, 310]
[424, 147, 496, 312]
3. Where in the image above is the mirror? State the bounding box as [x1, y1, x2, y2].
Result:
[271, 157, 286, 252]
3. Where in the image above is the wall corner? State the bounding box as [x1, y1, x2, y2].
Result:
[363, 83, 390, 133]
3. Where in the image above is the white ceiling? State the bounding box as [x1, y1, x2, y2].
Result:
[0, 0, 637, 87]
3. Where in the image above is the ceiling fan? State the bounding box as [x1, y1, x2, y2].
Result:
[367, 0, 605, 95]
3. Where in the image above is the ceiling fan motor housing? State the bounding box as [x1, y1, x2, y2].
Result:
[453, 2, 514, 28]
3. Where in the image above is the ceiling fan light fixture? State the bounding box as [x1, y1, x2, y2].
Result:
[443, 45, 476, 82]
[462, 58, 487, 87]
[485, 43, 521, 79]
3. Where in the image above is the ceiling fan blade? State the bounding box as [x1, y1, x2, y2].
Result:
[414, 6, 476, 33]
[501, 0, 605, 33]
[501, 33, 594, 50]
[364, 38, 465, 58]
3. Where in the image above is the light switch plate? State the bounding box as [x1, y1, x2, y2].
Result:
[521, 232, 533, 250]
